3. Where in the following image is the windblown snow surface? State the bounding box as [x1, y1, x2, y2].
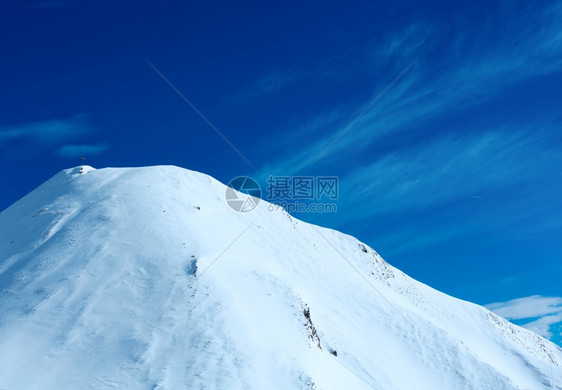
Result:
[0, 166, 560, 389]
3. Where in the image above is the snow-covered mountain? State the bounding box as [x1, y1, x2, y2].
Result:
[0, 165, 560, 389]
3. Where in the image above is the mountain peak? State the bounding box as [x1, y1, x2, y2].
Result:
[0, 166, 560, 389]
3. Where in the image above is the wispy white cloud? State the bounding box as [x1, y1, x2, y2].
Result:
[56, 143, 109, 158]
[0, 117, 106, 160]
[251, 69, 304, 94]
[230, 68, 308, 102]
[258, 2, 562, 177]
[486, 295, 562, 339]
[522, 314, 562, 340]
[371, 22, 435, 69]
[486, 295, 562, 320]
[0, 117, 93, 146]
[334, 122, 562, 256]
[252, 2, 562, 257]
[339, 126, 558, 218]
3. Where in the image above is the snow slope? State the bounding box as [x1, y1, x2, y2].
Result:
[0, 165, 560, 389]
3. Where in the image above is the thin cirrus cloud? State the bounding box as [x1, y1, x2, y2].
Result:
[56, 143, 109, 158]
[227, 68, 308, 103]
[251, 69, 304, 94]
[329, 125, 562, 256]
[339, 126, 559, 220]
[486, 295, 562, 340]
[0, 117, 93, 146]
[0, 116, 107, 159]
[250, 2, 562, 259]
[257, 2, 562, 178]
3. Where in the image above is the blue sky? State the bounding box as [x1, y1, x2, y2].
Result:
[1, 1, 561, 345]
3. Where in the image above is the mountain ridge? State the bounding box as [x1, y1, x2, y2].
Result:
[0, 165, 560, 389]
